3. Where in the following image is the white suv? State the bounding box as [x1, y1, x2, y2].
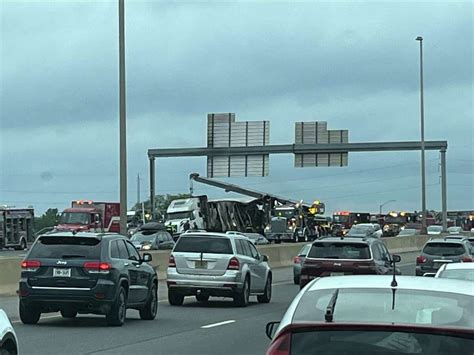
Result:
[0, 309, 18, 355]
[166, 232, 272, 307]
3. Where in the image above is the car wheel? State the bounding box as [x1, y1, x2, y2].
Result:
[168, 289, 184, 306]
[106, 286, 127, 326]
[257, 274, 272, 303]
[19, 300, 40, 325]
[60, 309, 77, 318]
[139, 283, 158, 320]
[234, 276, 250, 307]
[196, 294, 209, 303]
[293, 275, 300, 285]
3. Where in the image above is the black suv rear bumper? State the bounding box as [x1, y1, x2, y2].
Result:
[19, 278, 117, 315]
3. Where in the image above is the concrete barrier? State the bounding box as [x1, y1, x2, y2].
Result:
[0, 235, 433, 296]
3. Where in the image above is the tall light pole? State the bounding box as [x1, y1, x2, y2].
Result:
[416, 36, 427, 234]
[379, 200, 396, 215]
[119, 0, 127, 236]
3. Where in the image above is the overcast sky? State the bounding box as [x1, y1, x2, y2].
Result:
[1, 0, 472, 216]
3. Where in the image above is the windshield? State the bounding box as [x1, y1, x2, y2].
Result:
[174, 236, 232, 254]
[428, 226, 443, 232]
[59, 212, 90, 225]
[294, 288, 474, 328]
[423, 243, 466, 256]
[167, 211, 193, 220]
[348, 225, 371, 235]
[291, 330, 474, 355]
[308, 242, 371, 259]
[131, 233, 156, 243]
[399, 229, 416, 236]
[448, 227, 462, 232]
[29, 236, 101, 259]
[333, 215, 349, 224]
[438, 269, 474, 281]
[273, 209, 296, 219]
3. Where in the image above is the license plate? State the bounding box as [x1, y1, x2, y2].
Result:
[330, 272, 345, 276]
[53, 268, 71, 277]
[195, 261, 208, 269]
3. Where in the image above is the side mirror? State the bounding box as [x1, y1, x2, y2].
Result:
[142, 253, 152, 262]
[261, 255, 269, 262]
[391, 254, 401, 263]
[265, 321, 280, 340]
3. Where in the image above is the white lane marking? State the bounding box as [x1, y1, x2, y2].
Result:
[201, 319, 236, 329]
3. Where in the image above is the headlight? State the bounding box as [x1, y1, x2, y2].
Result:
[265, 226, 270, 231]
[142, 245, 151, 250]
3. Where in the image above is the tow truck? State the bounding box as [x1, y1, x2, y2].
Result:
[332, 211, 370, 236]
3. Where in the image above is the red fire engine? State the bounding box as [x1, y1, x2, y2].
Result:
[55, 200, 120, 233]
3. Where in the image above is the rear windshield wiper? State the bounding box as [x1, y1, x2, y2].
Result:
[61, 255, 87, 259]
[325, 289, 339, 322]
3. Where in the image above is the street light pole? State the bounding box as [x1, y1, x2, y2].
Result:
[119, 0, 127, 236]
[416, 36, 427, 234]
[379, 200, 396, 215]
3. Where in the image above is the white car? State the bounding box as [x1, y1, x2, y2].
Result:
[447, 226, 462, 234]
[427, 225, 443, 235]
[0, 309, 18, 355]
[435, 262, 474, 281]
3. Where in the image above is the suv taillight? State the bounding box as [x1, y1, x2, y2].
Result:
[461, 257, 473, 262]
[267, 332, 291, 355]
[416, 256, 426, 264]
[293, 256, 301, 264]
[83, 261, 111, 273]
[21, 260, 41, 271]
[168, 255, 176, 267]
[227, 257, 240, 270]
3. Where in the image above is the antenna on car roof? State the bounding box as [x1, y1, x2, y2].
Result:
[324, 289, 339, 322]
[390, 254, 401, 310]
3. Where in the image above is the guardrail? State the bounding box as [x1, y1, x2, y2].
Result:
[0, 234, 434, 296]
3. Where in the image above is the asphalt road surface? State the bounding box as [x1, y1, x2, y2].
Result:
[3, 258, 417, 355]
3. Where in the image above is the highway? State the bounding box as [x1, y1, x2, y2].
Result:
[2, 256, 417, 355]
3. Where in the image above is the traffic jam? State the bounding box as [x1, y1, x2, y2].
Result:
[1, 193, 473, 354]
[1, 1, 473, 355]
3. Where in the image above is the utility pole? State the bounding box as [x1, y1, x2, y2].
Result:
[137, 173, 140, 205]
[416, 36, 427, 234]
[119, 0, 127, 236]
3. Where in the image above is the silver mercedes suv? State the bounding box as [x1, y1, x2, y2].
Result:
[166, 232, 272, 307]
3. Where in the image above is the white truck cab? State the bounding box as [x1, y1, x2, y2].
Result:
[165, 198, 205, 234]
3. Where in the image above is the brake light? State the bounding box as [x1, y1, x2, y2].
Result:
[83, 261, 111, 273]
[293, 256, 301, 264]
[416, 256, 426, 264]
[227, 257, 240, 270]
[461, 257, 473, 262]
[21, 260, 41, 271]
[266, 332, 291, 355]
[168, 255, 176, 267]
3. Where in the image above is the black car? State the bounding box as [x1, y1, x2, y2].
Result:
[416, 237, 473, 276]
[18, 232, 158, 326]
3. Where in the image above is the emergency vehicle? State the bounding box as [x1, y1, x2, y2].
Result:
[55, 200, 120, 233]
[0, 207, 34, 249]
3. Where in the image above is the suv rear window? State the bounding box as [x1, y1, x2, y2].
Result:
[174, 236, 232, 254]
[423, 243, 466, 256]
[29, 236, 102, 259]
[308, 242, 371, 259]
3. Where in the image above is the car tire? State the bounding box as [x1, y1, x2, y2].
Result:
[196, 294, 209, 303]
[293, 275, 300, 285]
[19, 301, 40, 325]
[106, 286, 127, 326]
[234, 276, 250, 307]
[139, 283, 158, 320]
[60, 309, 77, 318]
[168, 289, 184, 306]
[257, 274, 272, 303]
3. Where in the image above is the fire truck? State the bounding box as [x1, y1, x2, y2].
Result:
[55, 201, 120, 233]
[332, 211, 371, 235]
[0, 207, 34, 250]
[383, 211, 418, 237]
